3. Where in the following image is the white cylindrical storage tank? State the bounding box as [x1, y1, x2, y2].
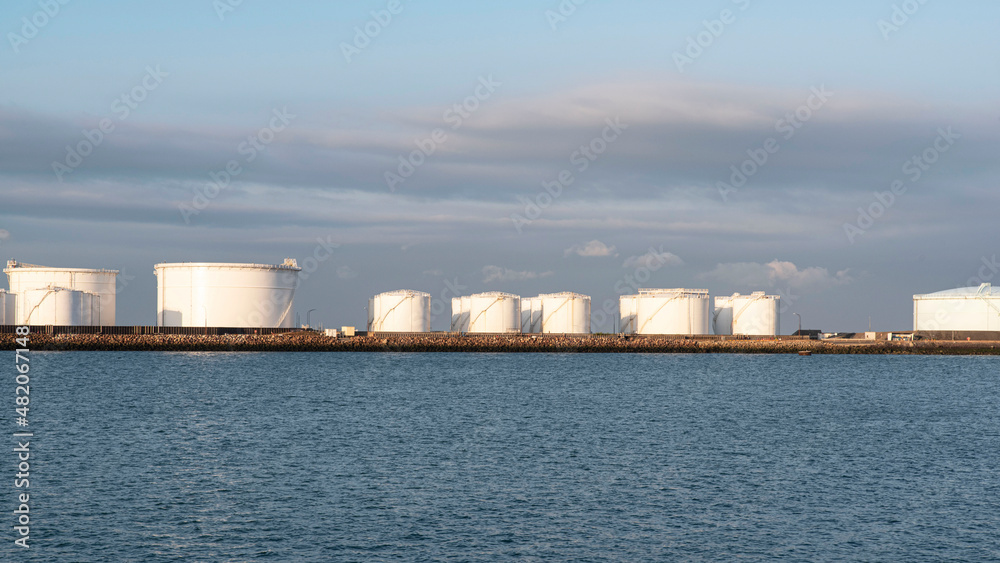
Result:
[539, 292, 590, 334]
[19, 287, 99, 326]
[451, 297, 463, 332]
[713, 294, 737, 336]
[529, 297, 542, 333]
[5, 260, 118, 325]
[731, 292, 780, 336]
[913, 284, 1000, 331]
[635, 288, 710, 335]
[460, 296, 471, 332]
[0, 290, 14, 325]
[154, 260, 302, 328]
[520, 298, 532, 333]
[619, 295, 638, 334]
[370, 290, 431, 332]
[468, 292, 521, 333]
[521, 296, 541, 334]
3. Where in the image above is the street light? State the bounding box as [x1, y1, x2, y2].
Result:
[793, 312, 802, 336]
[306, 308, 317, 329]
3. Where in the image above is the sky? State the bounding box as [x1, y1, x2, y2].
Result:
[1, 0, 998, 331]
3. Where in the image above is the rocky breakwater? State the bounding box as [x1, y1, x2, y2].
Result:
[3, 332, 1000, 354]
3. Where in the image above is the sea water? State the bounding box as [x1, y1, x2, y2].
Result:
[5, 352, 999, 561]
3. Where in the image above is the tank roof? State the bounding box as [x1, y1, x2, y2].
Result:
[538, 292, 591, 299]
[154, 260, 301, 272]
[375, 289, 431, 297]
[5, 260, 118, 275]
[914, 283, 993, 299]
[638, 288, 709, 295]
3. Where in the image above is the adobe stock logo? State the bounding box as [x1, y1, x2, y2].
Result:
[878, 0, 931, 41]
[51, 66, 169, 181]
[7, 0, 71, 54]
[716, 85, 833, 202]
[842, 127, 959, 243]
[384, 75, 501, 192]
[340, 0, 407, 63]
[673, 0, 751, 73]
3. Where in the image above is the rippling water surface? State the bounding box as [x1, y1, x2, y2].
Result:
[5, 352, 1000, 561]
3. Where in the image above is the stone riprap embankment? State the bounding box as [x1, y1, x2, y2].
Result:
[3, 332, 1000, 354]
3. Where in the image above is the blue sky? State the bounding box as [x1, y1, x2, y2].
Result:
[2, 0, 999, 330]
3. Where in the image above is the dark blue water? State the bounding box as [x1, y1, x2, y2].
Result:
[4, 352, 1000, 561]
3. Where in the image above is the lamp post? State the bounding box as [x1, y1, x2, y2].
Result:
[306, 308, 317, 329]
[793, 312, 802, 336]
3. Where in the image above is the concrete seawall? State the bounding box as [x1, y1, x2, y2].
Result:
[5, 332, 1000, 354]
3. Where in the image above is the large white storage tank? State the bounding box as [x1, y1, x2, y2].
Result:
[913, 284, 1000, 331]
[0, 290, 14, 325]
[468, 292, 521, 333]
[370, 290, 431, 332]
[5, 260, 117, 325]
[714, 292, 780, 336]
[619, 295, 638, 334]
[635, 288, 710, 335]
[18, 287, 100, 326]
[154, 260, 301, 328]
[539, 292, 590, 334]
[521, 296, 541, 334]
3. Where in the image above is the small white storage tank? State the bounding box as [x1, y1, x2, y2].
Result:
[18, 287, 100, 326]
[468, 292, 521, 333]
[529, 297, 543, 333]
[370, 290, 431, 332]
[715, 292, 780, 336]
[914, 284, 1000, 331]
[5, 260, 118, 325]
[521, 296, 542, 334]
[635, 288, 710, 335]
[451, 296, 471, 332]
[713, 294, 736, 335]
[619, 295, 638, 334]
[155, 259, 301, 328]
[1, 290, 16, 325]
[460, 296, 471, 332]
[539, 292, 590, 334]
[451, 297, 462, 332]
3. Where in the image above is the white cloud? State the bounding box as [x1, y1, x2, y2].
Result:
[564, 240, 617, 257]
[700, 260, 853, 292]
[482, 265, 554, 283]
[622, 247, 683, 269]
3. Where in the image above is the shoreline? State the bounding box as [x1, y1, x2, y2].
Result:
[4, 332, 1000, 355]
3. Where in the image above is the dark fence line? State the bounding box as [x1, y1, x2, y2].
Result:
[0, 325, 297, 335]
